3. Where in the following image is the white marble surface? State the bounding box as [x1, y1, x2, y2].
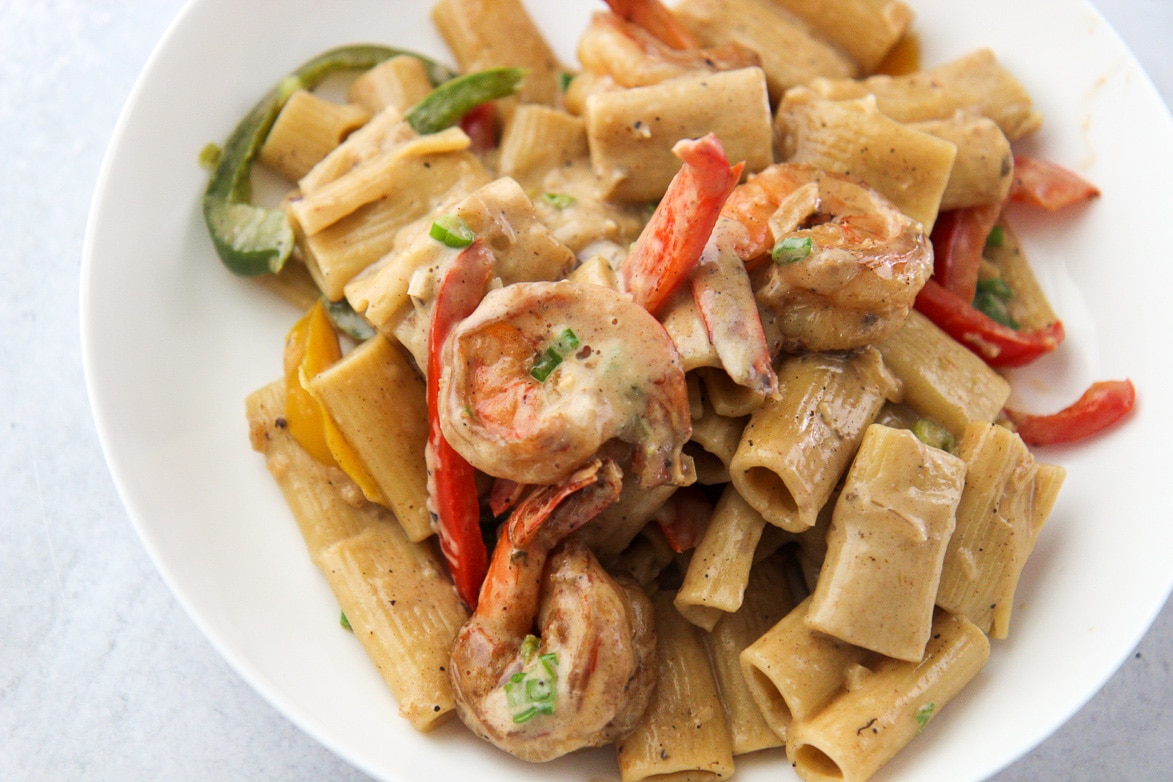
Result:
[1, 0, 1169, 779]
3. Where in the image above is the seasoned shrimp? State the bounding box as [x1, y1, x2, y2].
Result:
[437, 279, 693, 488]
[449, 458, 657, 762]
[722, 162, 933, 352]
[576, 9, 759, 89]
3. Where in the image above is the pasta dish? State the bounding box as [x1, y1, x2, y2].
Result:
[197, 0, 1136, 778]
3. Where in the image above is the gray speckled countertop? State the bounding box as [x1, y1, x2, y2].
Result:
[2, 1, 1169, 779]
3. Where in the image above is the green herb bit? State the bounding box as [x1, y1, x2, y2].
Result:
[339, 611, 352, 631]
[975, 277, 1014, 301]
[985, 225, 1005, 249]
[530, 329, 580, 382]
[771, 235, 813, 265]
[430, 214, 475, 248]
[520, 634, 541, 663]
[558, 71, 574, 92]
[198, 143, 222, 170]
[538, 192, 577, 210]
[530, 348, 563, 382]
[915, 702, 936, 733]
[503, 650, 558, 723]
[972, 278, 1019, 329]
[553, 328, 580, 354]
[912, 419, 956, 453]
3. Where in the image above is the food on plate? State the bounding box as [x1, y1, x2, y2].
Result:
[204, 0, 1137, 778]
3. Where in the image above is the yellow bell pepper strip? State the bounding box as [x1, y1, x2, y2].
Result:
[202, 45, 455, 277]
[426, 241, 494, 609]
[404, 67, 525, 135]
[283, 301, 386, 504]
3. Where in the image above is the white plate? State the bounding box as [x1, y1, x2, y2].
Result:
[81, 1, 1173, 780]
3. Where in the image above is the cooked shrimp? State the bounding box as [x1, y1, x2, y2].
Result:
[722, 162, 933, 352]
[577, 10, 759, 89]
[437, 279, 693, 488]
[449, 458, 657, 762]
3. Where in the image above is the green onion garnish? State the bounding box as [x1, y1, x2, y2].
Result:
[985, 225, 1005, 249]
[538, 192, 577, 210]
[915, 702, 936, 733]
[339, 611, 352, 631]
[559, 71, 574, 92]
[429, 214, 475, 248]
[972, 277, 1018, 329]
[503, 649, 559, 723]
[530, 349, 562, 382]
[771, 235, 812, 264]
[529, 329, 580, 382]
[520, 634, 540, 663]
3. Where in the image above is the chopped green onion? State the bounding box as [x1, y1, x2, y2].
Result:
[503, 648, 558, 723]
[771, 235, 813, 264]
[915, 702, 936, 733]
[530, 348, 563, 382]
[985, 225, 1005, 249]
[430, 214, 475, 248]
[339, 611, 352, 631]
[559, 71, 574, 92]
[912, 419, 956, 453]
[198, 143, 222, 170]
[520, 634, 541, 663]
[972, 277, 1018, 329]
[530, 329, 580, 382]
[553, 328, 580, 354]
[975, 277, 1013, 300]
[538, 192, 577, 210]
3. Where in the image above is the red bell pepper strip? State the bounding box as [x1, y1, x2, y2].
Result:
[426, 241, 494, 608]
[1008, 156, 1100, 211]
[931, 204, 1002, 302]
[621, 133, 744, 316]
[653, 486, 714, 553]
[459, 102, 498, 152]
[914, 279, 1065, 368]
[1005, 379, 1136, 446]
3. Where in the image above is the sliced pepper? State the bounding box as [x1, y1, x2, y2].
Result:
[930, 204, 1002, 302]
[1008, 156, 1100, 211]
[914, 279, 1065, 368]
[284, 301, 387, 503]
[404, 67, 525, 135]
[426, 241, 494, 608]
[203, 45, 454, 276]
[1005, 379, 1136, 446]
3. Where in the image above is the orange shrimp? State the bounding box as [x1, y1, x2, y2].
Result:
[437, 279, 693, 489]
[577, 7, 759, 89]
[449, 458, 657, 761]
[723, 163, 933, 352]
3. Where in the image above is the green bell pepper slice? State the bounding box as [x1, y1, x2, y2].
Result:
[202, 45, 454, 277]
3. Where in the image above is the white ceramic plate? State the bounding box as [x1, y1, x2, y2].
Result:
[81, 1, 1173, 780]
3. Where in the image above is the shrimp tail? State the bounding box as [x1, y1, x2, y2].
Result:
[507, 458, 624, 549]
[621, 133, 744, 316]
[603, 0, 699, 50]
